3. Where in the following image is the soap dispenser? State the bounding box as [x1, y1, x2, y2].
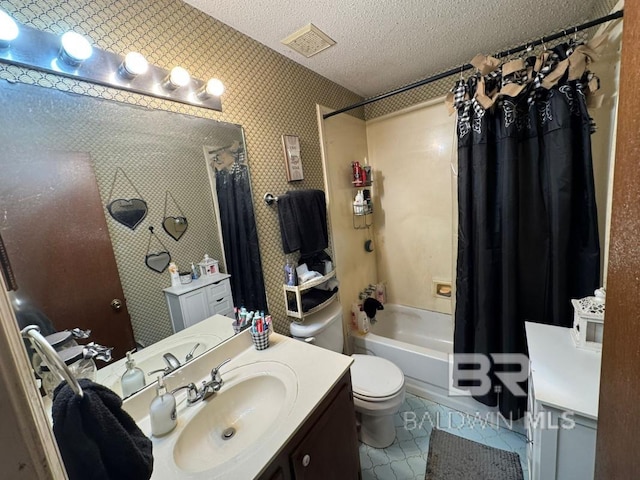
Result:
[149, 376, 177, 437]
[121, 350, 146, 398]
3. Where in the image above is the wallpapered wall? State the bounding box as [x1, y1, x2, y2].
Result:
[0, 0, 363, 340]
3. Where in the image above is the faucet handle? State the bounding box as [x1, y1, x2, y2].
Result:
[171, 383, 199, 404]
[211, 358, 231, 385]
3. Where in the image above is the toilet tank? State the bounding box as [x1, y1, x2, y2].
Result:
[289, 299, 344, 353]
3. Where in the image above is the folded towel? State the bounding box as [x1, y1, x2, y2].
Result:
[52, 379, 153, 480]
[277, 190, 328, 255]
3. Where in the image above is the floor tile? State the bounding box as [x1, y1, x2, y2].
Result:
[359, 393, 529, 480]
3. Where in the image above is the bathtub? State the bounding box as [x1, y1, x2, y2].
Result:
[351, 303, 503, 418]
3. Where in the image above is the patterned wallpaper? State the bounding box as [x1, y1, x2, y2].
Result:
[0, 0, 363, 340]
[363, 0, 621, 120]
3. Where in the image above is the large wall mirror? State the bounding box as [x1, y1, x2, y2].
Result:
[0, 81, 267, 378]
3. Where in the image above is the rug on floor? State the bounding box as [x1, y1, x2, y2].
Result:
[425, 429, 524, 480]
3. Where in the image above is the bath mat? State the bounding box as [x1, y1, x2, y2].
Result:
[425, 429, 524, 480]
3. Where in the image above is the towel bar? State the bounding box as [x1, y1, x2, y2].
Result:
[21, 325, 84, 398]
[264, 193, 279, 205]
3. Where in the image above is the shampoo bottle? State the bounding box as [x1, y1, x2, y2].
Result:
[121, 350, 146, 398]
[149, 376, 177, 437]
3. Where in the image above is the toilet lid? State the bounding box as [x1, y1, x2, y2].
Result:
[350, 354, 404, 399]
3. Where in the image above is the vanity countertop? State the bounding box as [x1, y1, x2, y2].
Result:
[122, 327, 354, 480]
[525, 321, 601, 420]
[96, 315, 235, 397]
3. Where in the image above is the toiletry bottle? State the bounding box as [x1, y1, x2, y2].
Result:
[352, 161, 362, 186]
[376, 283, 386, 304]
[121, 350, 146, 398]
[149, 376, 177, 437]
[190, 262, 200, 280]
[357, 307, 370, 334]
[355, 190, 364, 215]
[168, 262, 180, 287]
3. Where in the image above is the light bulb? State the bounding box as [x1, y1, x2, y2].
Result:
[205, 78, 224, 96]
[59, 31, 93, 65]
[168, 66, 190, 88]
[119, 51, 149, 78]
[0, 9, 19, 47]
[196, 78, 225, 99]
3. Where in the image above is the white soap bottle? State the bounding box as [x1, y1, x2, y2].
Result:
[149, 376, 177, 437]
[121, 350, 146, 398]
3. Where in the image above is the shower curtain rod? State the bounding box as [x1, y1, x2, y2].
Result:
[323, 9, 624, 120]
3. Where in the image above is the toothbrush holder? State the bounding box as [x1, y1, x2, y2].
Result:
[251, 330, 270, 350]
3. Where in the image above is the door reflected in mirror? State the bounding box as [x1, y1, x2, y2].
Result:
[0, 81, 267, 398]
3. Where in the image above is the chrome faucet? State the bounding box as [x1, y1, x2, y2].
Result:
[172, 358, 231, 406]
[185, 343, 201, 362]
[148, 352, 183, 377]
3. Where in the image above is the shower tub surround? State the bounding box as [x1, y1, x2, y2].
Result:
[352, 303, 518, 428]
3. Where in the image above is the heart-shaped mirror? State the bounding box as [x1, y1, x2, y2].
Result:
[107, 198, 148, 230]
[163, 216, 188, 241]
[145, 252, 171, 273]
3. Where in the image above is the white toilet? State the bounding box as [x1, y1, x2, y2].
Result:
[290, 300, 405, 448]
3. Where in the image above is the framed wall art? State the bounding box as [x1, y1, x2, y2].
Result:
[282, 134, 304, 181]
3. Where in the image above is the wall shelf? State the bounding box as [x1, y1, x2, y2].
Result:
[283, 269, 338, 319]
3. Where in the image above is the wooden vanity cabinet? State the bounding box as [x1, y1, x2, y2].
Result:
[259, 371, 361, 480]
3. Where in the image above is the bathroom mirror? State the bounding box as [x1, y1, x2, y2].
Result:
[0, 81, 267, 396]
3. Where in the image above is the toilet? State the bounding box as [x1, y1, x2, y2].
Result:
[290, 300, 405, 448]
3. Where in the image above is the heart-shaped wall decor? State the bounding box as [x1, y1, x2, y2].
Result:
[163, 216, 188, 241]
[145, 252, 171, 273]
[107, 198, 148, 230]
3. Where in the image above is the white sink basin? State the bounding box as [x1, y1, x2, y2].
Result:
[172, 361, 298, 474]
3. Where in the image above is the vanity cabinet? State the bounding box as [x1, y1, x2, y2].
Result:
[525, 322, 601, 480]
[163, 274, 234, 333]
[259, 371, 361, 480]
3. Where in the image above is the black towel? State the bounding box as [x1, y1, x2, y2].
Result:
[52, 379, 153, 480]
[277, 189, 328, 255]
[363, 297, 384, 320]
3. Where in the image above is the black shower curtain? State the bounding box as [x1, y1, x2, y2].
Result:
[216, 163, 268, 313]
[453, 45, 600, 418]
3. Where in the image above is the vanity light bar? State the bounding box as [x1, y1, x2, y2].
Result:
[0, 11, 223, 112]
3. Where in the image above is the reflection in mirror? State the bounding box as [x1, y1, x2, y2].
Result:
[205, 141, 268, 313]
[0, 81, 267, 397]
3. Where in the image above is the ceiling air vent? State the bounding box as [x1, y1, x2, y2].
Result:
[281, 23, 336, 58]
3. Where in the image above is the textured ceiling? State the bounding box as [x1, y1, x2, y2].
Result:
[183, 0, 606, 97]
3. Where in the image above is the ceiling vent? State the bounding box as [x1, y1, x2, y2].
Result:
[281, 23, 336, 58]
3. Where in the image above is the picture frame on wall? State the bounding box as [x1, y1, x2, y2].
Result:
[282, 134, 304, 182]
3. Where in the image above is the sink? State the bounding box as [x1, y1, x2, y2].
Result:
[172, 361, 298, 474]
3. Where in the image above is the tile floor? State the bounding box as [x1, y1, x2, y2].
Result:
[359, 393, 528, 480]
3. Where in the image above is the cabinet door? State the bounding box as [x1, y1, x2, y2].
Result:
[180, 289, 210, 328]
[291, 384, 360, 479]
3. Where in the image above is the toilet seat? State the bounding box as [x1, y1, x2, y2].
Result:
[350, 354, 404, 402]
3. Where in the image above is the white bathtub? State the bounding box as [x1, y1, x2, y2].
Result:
[352, 304, 503, 418]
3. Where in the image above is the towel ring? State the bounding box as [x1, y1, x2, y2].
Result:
[21, 325, 84, 398]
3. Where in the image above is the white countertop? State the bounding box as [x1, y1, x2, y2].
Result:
[122, 328, 354, 480]
[526, 322, 601, 420]
[162, 273, 230, 296]
[96, 316, 235, 397]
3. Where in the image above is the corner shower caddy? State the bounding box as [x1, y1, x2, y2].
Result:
[352, 179, 373, 230]
[283, 269, 337, 319]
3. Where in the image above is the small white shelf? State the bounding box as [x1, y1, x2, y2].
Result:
[283, 269, 338, 319]
[284, 270, 336, 293]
